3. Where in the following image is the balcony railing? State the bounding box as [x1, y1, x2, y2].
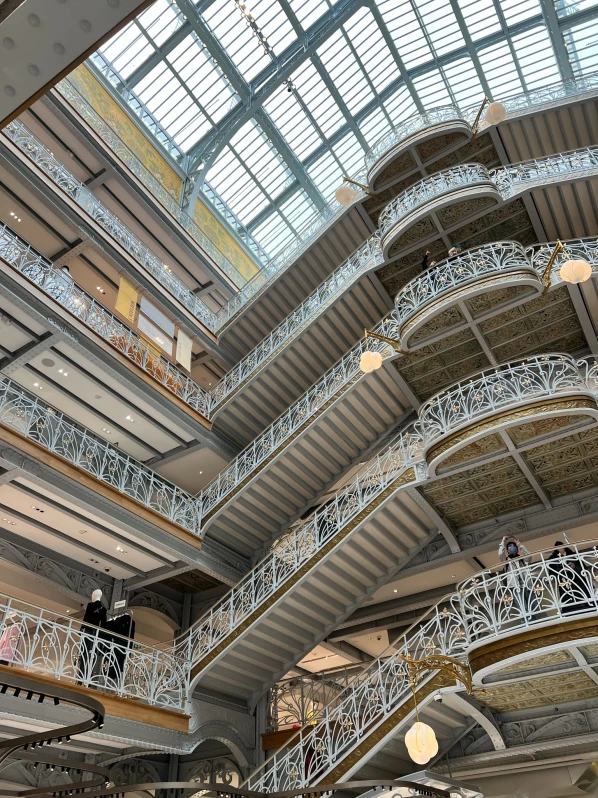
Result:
[55, 78, 263, 283]
[528, 236, 598, 281]
[495, 146, 598, 197]
[267, 667, 355, 732]
[0, 377, 201, 536]
[210, 236, 383, 409]
[246, 541, 598, 791]
[3, 119, 219, 334]
[416, 354, 589, 451]
[179, 426, 421, 666]
[0, 223, 212, 419]
[0, 593, 189, 711]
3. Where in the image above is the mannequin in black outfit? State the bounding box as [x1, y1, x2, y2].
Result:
[77, 589, 107, 684]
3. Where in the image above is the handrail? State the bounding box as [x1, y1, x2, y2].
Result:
[0, 592, 189, 710]
[246, 540, 598, 790]
[2, 119, 219, 333]
[0, 222, 212, 418]
[0, 377, 202, 536]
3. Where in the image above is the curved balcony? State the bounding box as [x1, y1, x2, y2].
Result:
[245, 542, 598, 791]
[0, 377, 201, 538]
[366, 106, 471, 193]
[0, 592, 189, 711]
[417, 354, 596, 471]
[3, 120, 219, 335]
[379, 164, 501, 260]
[394, 241, 544, 350]
[0, 223, 212, 420]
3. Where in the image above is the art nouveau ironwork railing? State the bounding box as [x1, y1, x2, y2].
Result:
[267, 668, 355, 731]
[0, 223, 212, 418]
[494, 147, 598, 196]
[365, 106, 462, 171]
[54, 79, 259, 284]
[246, 542, 598, 791]
[0, 377, 202, 535]
[2, 119, 219, 334]
[0, 594, 189, 710]
[209, 236, 383, 408]
[416, 353, 588, 450]
[528, 237, 598, 281]
[180, 426, 421, 664]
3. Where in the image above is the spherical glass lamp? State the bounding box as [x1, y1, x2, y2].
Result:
[360, 350, 383, 373]
[335, 184, 359, 206]
[485, 101, 507, 126]
[560, 259, 592, 284]
[405, 721, 438, 765]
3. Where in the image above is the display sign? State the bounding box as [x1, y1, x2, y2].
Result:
[176, 328, 193, 372]
[115, 277, 138, 324]
[140, 295, 175, 338]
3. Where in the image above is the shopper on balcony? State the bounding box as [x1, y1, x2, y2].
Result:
[421, 250, 437, 271]
[448, 244, 463, 258]
[498, 536, 532, 617]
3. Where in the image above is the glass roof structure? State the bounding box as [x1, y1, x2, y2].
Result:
[92, 0, 598, 259]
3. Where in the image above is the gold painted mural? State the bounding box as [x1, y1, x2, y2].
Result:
[68, 66, 259, 284]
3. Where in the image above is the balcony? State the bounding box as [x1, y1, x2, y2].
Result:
[0, 593, 189, 713]
[0, 223, 212, 422]
[0, 377, 201, 540]
[245, 541, 598, 790]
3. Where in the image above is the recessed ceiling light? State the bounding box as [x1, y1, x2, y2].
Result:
[199, 471, 203, 475]
[125, 415, 134, 422]
[116, 546, 127, 553]
[30, 506, 44, 513]
[393, 589, 398, 593]
[102, 428, 110, 434]
[96, 286, 105, 295]
[58, 368, 68, 377]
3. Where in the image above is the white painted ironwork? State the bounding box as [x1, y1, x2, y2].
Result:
[365, 106, 462, 171]
[2, 119, 219, 334]
[0, 377, 202, 536]
[416, 354, 588, 451]
[0, 593, 189, 710]
[210, 236, 383, 408]
[54, 79, 257, 286]
[180, 426, 422, 665]
[267, 668, 354, 731]
[0, 223, 212, 418]
[494, 147, 598, 196]
[528, 237, 598, 283]
[499, 72, 598, 116]
[246, 542, 598, 791]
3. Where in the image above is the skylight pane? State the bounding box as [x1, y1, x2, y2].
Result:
[230, 121, 290, 200]
[289, 0, 329, 29]
[377, 0, 432, 68]
[333, 131, 366, 179]
[252, 211, 295, 255]
[292, 61, 345, 137]
[563, 18, 598, 75]
[203, 0, 273, 81]
[140, 0, 183, 47]
[100, 23, 152, 80]
[248, 0, 297, 55]
[443, 58, 485, 108]
[345, 9, 396, 94]
[360, 106, 391, 146]
[498, 0, 542, 26]
[512, 25, 560, 89]
[317, 29, 374, 115]
[413, 0, 465, 56]
[556, 0, 598, 16]
[456, 0, 501, 40]
[308, 151, 343, 202]
[208, 145, 271, 223]
[412, 69, 452, 108]
[280, 189, 318, 233]
[478, 39, 523, 96]
[384, 85, 418, 125]
[264, 91, 323, 160]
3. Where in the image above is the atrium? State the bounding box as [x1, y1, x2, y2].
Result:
[0, 0, 597, 797]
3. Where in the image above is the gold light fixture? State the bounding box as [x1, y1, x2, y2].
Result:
[485, 101, 507, 126]
[360, 329, 402, 373]
[471, 96, 490, 137]
[399, 652, 472, 765]
[561, 257, 593, 284]
[335, 177, 372, 206]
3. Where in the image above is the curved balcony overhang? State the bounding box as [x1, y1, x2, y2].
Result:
[417, 354, 598, 475]
[394, 241, 545, 351]
[379, 164, 502, 262]
[366, 107, 472, 193]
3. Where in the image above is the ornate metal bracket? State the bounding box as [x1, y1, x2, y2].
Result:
[541, 239, 564, 293]
[342, 176, 373, 196]
[471, 97, 490, 137]
[398, 652, 473, 694]
[364, 328, 402, 354]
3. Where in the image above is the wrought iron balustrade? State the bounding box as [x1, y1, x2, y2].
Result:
[0, 223, 212, 418]
[493, 147, 598, 197]
[267, 668, 355, 731]
[379, 163, 494, 238]
[210, 236, 383, 408]
[527, 237, 598, 282]
[55, 79, 262, 283]
[365, 106, 462, 171]
[179, 426, 422, 665]
[3, 119, 219, 333]
[0, 377, 202, 535]
[499, 72, 598, 116]
[246, 542, 598, 791]
[416, 353, 588, 450]
[0, 594, 189, 710]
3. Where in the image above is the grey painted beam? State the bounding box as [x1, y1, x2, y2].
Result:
[0, 333, 60, 376]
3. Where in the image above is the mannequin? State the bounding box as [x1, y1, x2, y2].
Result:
[77, 589, 107, 684]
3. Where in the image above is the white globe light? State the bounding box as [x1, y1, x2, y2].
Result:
[335, 184, 359, 206]
[359, 350, 383, 373]
[485, 101, 507, 126]
[405, 721, 439, 765]
[560, 258, 593, 284]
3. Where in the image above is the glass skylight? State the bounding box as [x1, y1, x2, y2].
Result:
[92, 0, 598, 259]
